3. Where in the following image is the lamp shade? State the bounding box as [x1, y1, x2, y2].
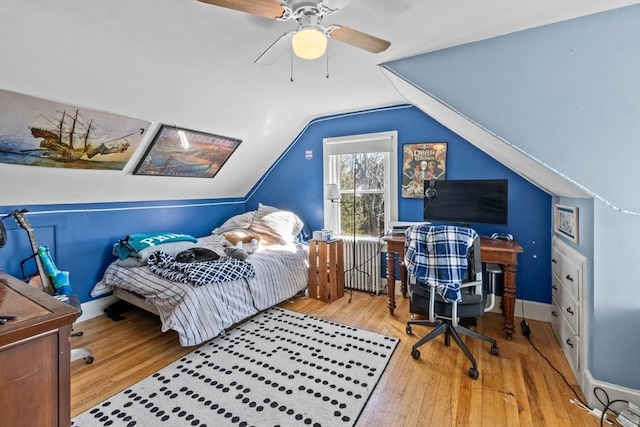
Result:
[326, 183, 341, 201]
[291, 28, 327, 60]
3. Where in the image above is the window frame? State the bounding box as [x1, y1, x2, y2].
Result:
[322, 131, 398, 238]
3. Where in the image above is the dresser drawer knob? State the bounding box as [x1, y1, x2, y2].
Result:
[552, 310, 558, 317]
[565, 339, 574, 348]
[552, 258, 557, 264]
[552, 284, 558, 291]
[565, 274, 574, 282]
[566, 307, 574, 315]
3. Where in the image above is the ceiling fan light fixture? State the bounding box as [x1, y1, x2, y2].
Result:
[291, 28, 327, 60]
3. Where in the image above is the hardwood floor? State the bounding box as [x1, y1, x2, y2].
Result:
[70, 291, 598, 426]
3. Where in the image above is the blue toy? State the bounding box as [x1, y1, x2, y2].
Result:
[38, 246, 73, 295]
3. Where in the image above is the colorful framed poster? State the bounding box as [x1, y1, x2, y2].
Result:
[401, 142, 448, 198]
[133, 125, 241, 178]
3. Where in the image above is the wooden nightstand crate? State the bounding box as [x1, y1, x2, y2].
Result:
[308, 239, 344, 303]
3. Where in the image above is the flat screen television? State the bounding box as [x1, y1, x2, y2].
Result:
[423, 179, 509, 225]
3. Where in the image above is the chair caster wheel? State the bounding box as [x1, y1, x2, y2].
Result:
[468, 368, 479, 379]
[84, 356, 94, 364]
[411, 349, 420, 359]
[406, 325, 412, 335]
[491, 345, 499, 356]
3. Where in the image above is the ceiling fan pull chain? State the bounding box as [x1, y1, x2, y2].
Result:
[290, 49, 294, 82]
[326, 45, 330, 79]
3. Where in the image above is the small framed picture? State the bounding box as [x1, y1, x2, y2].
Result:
[133, 125, 241, 178]
[554, 204, 579, 243]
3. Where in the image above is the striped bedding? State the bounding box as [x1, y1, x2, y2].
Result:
[91, 234, 309, 346]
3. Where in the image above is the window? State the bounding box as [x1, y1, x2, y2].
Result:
[323, 131, 398, 238]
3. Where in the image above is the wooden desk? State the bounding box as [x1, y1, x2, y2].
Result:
[383, 235, 524, 338]
[0, 271, 80, 427]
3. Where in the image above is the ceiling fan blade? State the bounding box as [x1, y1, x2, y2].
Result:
[197, 0, 285, 19]
[328, 25, 390, 53]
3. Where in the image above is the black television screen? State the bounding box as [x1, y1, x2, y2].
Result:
[423, 179, 509, 225]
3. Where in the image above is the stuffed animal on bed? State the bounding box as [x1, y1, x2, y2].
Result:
[225, 246, 249, 261]
[223, 231, 259, 246]
[222, 231, 260, 254]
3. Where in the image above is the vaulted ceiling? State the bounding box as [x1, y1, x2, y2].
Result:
[0, 0, 636, 202]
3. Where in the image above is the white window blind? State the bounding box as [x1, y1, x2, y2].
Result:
[323, 132, 394, 155]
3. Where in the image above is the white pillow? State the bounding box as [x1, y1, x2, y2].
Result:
[212, 211, 256, 234]
[250, 203, 303, 244]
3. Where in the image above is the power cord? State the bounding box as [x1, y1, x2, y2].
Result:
[594, 386, 632, 427]
[520, 301, 587, 408]
[521, 307, 633, 426]
[520, 304, 634, 426]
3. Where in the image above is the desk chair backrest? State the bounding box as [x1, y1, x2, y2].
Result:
[404, 224, 479, 302]
[404, 224, 495, 326]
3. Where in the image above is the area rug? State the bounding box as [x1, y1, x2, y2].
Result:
[72, 306, 398, 427]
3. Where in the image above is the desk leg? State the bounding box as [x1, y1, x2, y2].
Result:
[400, 263, 407, 298]
[386, 252, 396, 315]
[502, 264, 517, 338]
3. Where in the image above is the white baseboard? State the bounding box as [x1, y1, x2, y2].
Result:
[583, 369, 640, 409]
[76, 295, 118, 323]
[488, 296, 552, 323]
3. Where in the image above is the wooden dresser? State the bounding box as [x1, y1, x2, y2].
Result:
[0, 271, 80, 427]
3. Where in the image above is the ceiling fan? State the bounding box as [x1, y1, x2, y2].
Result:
[198, 0, 391, 60]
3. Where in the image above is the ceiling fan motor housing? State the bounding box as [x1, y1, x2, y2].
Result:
[199, 0, 390, 56]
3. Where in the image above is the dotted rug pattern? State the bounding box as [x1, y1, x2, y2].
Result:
[72, 306, 399, 427]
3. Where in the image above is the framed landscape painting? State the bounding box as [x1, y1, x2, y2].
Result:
[133, 125, 241, 178]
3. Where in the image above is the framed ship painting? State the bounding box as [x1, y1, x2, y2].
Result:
[0, 89, 150, 170]
[133, 125, 241, 178]
[401, 142, 448, 198]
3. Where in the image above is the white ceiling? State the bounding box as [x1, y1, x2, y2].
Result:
[0, 0, 637, 201]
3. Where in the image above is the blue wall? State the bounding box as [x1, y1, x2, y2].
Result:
[1, 105, 552, 305]
[0, 200, 244, 302]
[248, 105, 552, 303]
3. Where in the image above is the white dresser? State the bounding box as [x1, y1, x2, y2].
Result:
[550, 236, 588, 377]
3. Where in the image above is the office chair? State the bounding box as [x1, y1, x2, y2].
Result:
[404, 224, 499, 379]
[56, 294, 94, 364]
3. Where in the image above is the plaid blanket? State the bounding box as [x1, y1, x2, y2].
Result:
[403, 224, 478, 303]
[148, 251, 255, 287]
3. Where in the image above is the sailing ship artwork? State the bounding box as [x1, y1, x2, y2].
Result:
[0, 89, 150, 170]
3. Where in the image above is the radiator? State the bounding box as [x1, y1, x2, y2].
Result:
[342, 237, 383, 294]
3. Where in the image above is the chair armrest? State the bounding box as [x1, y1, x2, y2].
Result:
[486, 263, 502, 275]
[460, 280, 482, 289]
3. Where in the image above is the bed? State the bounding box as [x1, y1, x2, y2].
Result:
[91, 205, 309, 346]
